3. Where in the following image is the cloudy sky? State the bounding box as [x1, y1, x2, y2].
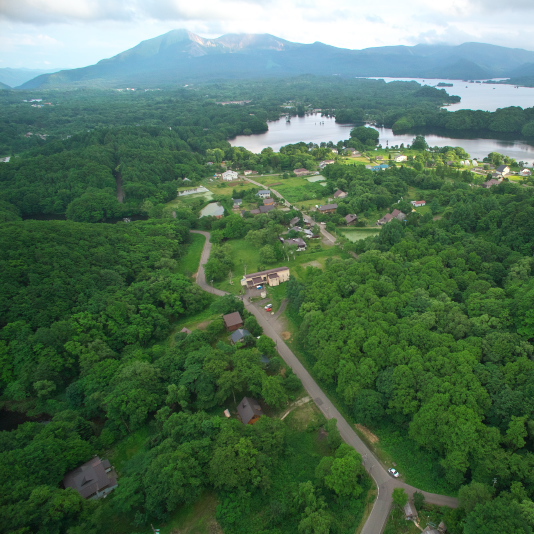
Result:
[1, 0, 533, 70]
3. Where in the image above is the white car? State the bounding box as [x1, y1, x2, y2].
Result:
[388, 468, 399, 478]
[264, 303, 272, 309]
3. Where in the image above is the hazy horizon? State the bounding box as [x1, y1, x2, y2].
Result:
[1, 0, 534, 70]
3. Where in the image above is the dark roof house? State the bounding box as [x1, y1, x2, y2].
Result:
[223, 311, 244, 332]
[318, 203, 338, 213]
[345, 214, 358, 225]
[230, 328, 251, 344]
[238, 396, 263, 424]
[63, 457, 117, 500]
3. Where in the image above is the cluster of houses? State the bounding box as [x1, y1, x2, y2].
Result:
[377, 209, 406, 225]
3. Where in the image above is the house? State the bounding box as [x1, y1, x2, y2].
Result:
[243, 170, 258, 175]
[345, 148, 359, 156]
[263, 198, 275, 206]
[259, 205, 276, 213]
[520, 168, 532, 176]
[319, 160, 336, 168]
[222, 170, 238, 181]
[333, 189, 348, 199]
[411, 200, 426, 207]
[237, 396, 263, 424]
[294, 168, 310, 176]
[377, 209, 406, 225]
[200, 202, 225, 219]
[496, 165, 511, 176]
[233, 199, 243, 209]
[289, 216, 300, 227]
[241, 267, 290, 288]
[318, 203, 338, 213]
[223, 311, 244, 332]
[257, 190, 271, 199]
[283, 238, 307, 251]
[482, 178, 501, 188]
[345, 214, 358, 225]
[230, 328, 252, 344]
[394, 155, 408, 162]
[63, 457, 118, 500]
[376, 156, 384, 161]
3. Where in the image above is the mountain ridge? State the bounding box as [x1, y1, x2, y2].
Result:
[17, 30, 534, 89]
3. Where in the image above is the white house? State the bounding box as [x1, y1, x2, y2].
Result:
[520, 169, 532, 176]
[222, 170, 239, 181]
[394, 155, 408, 162]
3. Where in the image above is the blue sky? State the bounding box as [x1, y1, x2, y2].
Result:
[1, 0, 534, 69]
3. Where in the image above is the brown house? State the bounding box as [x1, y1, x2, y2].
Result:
[318, 203, 338, 214]
[345, 214, 358, 225]
[223, 311, 244, 331]
[63, 457, 117, 500]
[241, 266, 290, 288]
[377, 209, 406, 225]
[333, 189, 348, 199]
[263, 198, 275, 206]
[238, 396, 263, 424]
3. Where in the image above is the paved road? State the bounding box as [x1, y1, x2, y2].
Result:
[191, 229, 458, 533]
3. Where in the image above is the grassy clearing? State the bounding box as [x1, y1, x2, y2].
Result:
[207, 179, 258, 196]
[178, 232, 205, 277]
[162, 492, 221, 534]
[109, 426, 152, 473]
[383, 508, 421, 534]
[214, 239, 350, 294]
[338, 228, 380, 242]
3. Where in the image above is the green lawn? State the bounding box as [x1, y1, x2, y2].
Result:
[338, 228, 380, 242]
[178, 231, 206, 277]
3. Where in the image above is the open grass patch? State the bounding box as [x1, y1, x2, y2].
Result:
[338, 228, 380, 242]
[109, 426, 152, 473]
[178, 232, 205, 277]
[161, 491, 221, 534]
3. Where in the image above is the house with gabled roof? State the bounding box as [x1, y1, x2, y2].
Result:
[318, 203, 338, 213]
[345, 214, 358, 225]
[241, 267, 290, 288]
[63, 457, 117, 500]
[377, 209, 406, 225]
[230, 328, 251, 344]
[238, 396, 263, 424]
[223, 311, 244, 332]
[333, 190, 348, 199]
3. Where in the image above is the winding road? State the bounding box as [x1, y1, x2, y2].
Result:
[191, 230, 458, 534]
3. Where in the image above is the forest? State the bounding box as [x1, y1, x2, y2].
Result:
[3, 76, 534, 533]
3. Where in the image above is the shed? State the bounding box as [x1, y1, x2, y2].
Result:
[230, 328, 251, 344]
[404, 501, 418, 521]
[238, 396, 263, 424]
[223, 311, 244, 332]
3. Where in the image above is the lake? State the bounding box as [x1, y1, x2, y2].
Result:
[230, 79, 534, 164]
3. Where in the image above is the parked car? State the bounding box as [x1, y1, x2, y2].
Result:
[264, 304, 272, 309]
[388, 468, 399, 478]
[265, 306, 273, 312]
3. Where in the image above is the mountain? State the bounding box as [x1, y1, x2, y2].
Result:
[0, 68, 62, 88]
[18, 31, 534, 89]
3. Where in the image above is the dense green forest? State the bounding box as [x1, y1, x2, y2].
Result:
[286, 170, 534, 531]
[3, 77, 534, 533]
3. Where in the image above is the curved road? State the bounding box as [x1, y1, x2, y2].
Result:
[191, 230, 458, 533]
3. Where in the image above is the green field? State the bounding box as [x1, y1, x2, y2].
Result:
[214, 238, 351, 294]
[178, 232, 206, 277]
[338, 228, 380, 242]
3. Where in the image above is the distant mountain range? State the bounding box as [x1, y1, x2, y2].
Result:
[0, 67, 62, 88]
[13, 30, 534, 89]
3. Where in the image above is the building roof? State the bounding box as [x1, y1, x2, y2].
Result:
[231, 328, 251, 343]
[496, 164, 510, 172]
[284, 238, 306, 247]
[263, 198, 275, 205]
[233, 199, 243, 205]
[63, 457, 117, 499]
[223, 311, 243, 329]
[334, 189, 347, 198]
[318, 203, 338, 211]
[483, 178, 501, 188]
[391, 209, 406, 220]
[245, 266, 290, 280]
[345, 214, 358, 223]
[258, 189, 270, 196]
[290, 217, 300, 226]
[237, 396, 263, 424]
[259, 205, 275, 213]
